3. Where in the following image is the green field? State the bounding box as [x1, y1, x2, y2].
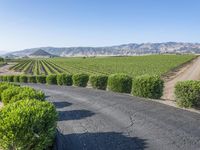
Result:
[10, 55, 196, 77]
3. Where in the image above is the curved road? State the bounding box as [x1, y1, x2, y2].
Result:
[25, 84, 200, 150]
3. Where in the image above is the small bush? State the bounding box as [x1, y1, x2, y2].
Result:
[175, 80, 200, 108]
[46, 75, 57, 85]
[36, 75, 46, 84]
[13, 76, 20, 82]
[0, 99, 58, 150]
[19, 75, 28, 83]
[0, 76, 3, 81]
[108, 73, 132, 93]
[2, 86, 45, 105]
[28, 76, 37, 83]
[3, 76, 7, 81]
[1, 86, 21, 105]
[57, 74, 72, 86]
[7, 76, 14, 82]
[57, 74, 66, 85]
[89, 74, 108, 90]
[0, 83, 17, 101]
[72, 73, 89, 87]
[65, 74, 73, 86]
[132, 75, 164, 99]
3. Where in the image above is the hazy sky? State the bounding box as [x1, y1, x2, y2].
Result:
[0, 0, 200, 52]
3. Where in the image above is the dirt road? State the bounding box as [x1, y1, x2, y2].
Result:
[162, 56, 200, 100]
[0, 63, 21, 75]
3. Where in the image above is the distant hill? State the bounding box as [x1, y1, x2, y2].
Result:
[29, 49, 54, 57]
[3, 42, 200, 58]
[4, 54, 17, 59]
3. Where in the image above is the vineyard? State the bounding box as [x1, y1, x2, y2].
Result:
[9, 60, 68, 75]
[9, 55, 196, 76]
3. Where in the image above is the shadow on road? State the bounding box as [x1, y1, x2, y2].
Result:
[58, 109, 95, 121]
[54, 131, 148, 150]
[52, 101, 72, 108]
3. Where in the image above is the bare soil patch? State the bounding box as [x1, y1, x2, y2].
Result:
[0, 63, 22, 75]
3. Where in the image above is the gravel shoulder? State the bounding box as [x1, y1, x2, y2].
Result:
[23, 83, 200, 150]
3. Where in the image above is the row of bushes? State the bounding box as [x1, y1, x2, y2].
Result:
[3, 74, 199, 109]
[0, 74, 164, 99]
[0, 82, 58, 149]
[0, 75, 46, 83]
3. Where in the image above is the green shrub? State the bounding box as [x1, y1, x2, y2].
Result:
[7, 76, 14, 82]
[0, 99, 58, 150]
[72, 73, 89, 87]
[0, 83, 17, 101]
[19, 75, 28, 83]
[108, 73, 132, 93]
[36, 75, 46, 84]
[65, 74, 73, 86]
[2, 86, 45, 105]
[11, 87, 45, 103]
[57, 74, 66, 85]
[28, 76, 37, 83]
[1, 86, 21, 105]
[57, 74, 72, 86]
[132, 75, 164, 99]
[13, 75, 20, 82]
[3, 76, 7, 81]
[89, 74, 108, 90]
[46, 75, 57, 85]
[175, 80, 200, 108]
[0, 76, 3, 81]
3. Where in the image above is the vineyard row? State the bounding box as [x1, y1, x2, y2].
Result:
[9, 59, 106, 75]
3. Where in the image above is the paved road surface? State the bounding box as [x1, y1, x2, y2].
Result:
[162, 56, 200, 100]
[24, 84, 200, 150]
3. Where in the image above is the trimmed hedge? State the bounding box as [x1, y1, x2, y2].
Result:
[72, 73, 89, 87]
[13, 75, 20, 82]
[0, 99, 58, 150]
[19, 75, 28, 83]
[46, 75, 57, 85]
[1, 87, 21, 105]
[0, 83, 17, 101]
[1, 86, 45, 105]
[28, 76, 37, 83]
[175, 80, 200, 108]
[65, 74, 73, 86]
[108, 73, 132, 93]
[0, 76, 3, 81]
[3, 76, 7, 82]
[132, 75, 164, 99]
[57, 74, 73, 86]
[36, 75, 46, 84]
[7, 76, 14, 82]
[89, 74, 108, 90]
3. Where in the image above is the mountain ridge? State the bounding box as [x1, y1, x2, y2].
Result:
[4, 42, 200, 57]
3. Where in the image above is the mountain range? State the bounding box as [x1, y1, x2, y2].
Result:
[3, 42, 200, 58]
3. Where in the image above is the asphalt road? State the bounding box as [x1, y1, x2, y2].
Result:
[24, 84, 200, 150]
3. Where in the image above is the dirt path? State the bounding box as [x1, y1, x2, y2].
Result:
[162, 56, 200, 100]
[0, 63, 22, 75]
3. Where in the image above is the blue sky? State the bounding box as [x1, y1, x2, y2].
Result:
[0, 0, 200, 52]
